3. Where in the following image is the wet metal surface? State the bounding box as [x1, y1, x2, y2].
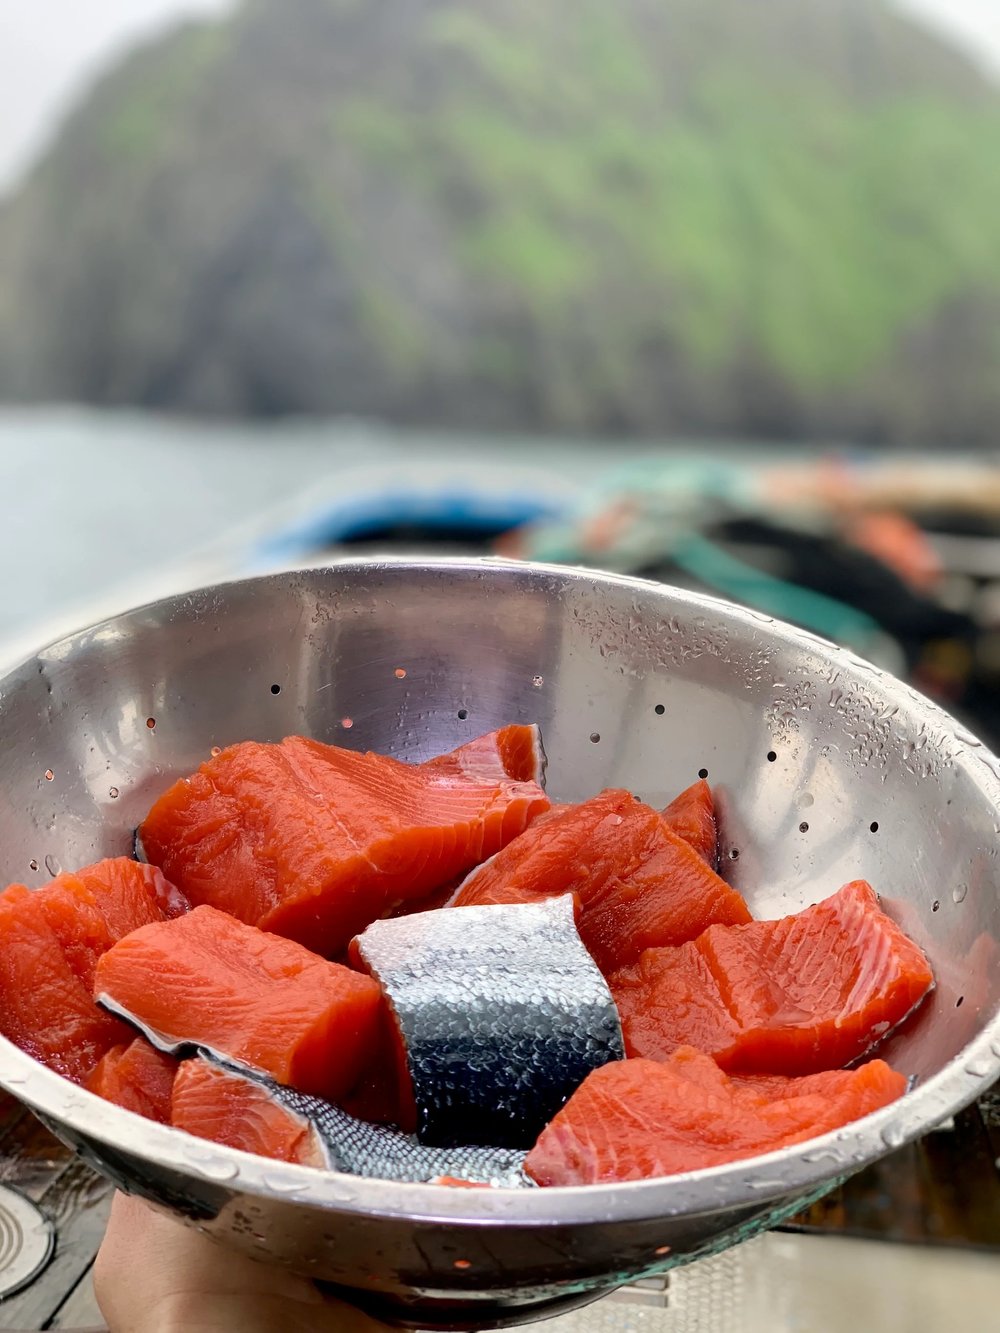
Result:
[0, 1187, 55, 1301]
[0, 560, 998, 1325]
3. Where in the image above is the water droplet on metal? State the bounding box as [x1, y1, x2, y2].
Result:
[183, 1152, 239, 1183]
[532, 675, 544, 688]
[109, 787, 119, 800]
[880, 1125, 905, 1150]
[43, 854, 60, 877]
[802, 1149, 842, 1166]
[747, 1177, 787, 1192]
[322, 1186, 358, 1206]
[952, 883, 968, 904]
[966, 1062, 992, 1080]
[262, 1173, 308, 1195]
[954, 729, 983, 749]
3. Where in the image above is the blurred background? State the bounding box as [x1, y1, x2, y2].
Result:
[2, 7, 1000, 1328]
[2, 0, 1000, 718]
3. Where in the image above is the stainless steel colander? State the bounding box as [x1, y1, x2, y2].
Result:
[0, 558, 997, 1328]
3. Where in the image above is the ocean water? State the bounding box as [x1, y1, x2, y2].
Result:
[0, 404, 817, 660]
[0, 405, 641, 653]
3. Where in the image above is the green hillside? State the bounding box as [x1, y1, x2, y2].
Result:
[1, 0, 999, 442]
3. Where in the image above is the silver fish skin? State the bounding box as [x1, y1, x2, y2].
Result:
[203, 1056, 531, 1187]
[353, 894, 625, 1150]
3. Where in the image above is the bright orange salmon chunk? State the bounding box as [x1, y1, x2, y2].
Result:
[87, 1036, 178, 1123]
[171, 1057, 326, 1168]
[611, 881, 934, 1074]
[525, 1046, 907, 1185]
[451, 789, 750, 973]
[139, 727, 549, 957]
[94, 904, 383, 1101]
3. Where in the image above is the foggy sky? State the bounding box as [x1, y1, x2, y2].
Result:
[0, 0, 996, 198]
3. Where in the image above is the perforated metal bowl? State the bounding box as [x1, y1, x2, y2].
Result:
[0, 559, 998, 1328]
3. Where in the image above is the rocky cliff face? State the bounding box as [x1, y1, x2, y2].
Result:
[1, 0, 999, 442]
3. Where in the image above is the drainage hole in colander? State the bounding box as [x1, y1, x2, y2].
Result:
[956, 995, 965, 1008]
[870, 821, 879, 833]
[729, 848, 740, 861]
[270, 684, 281, 695]
[28, 859, 38, 872]
[932, 899, 940, 912]
[798, 821, 809, 833]
[590, 732, 601, 744]
[767, 750, 777, 762]
[340, 717, 354, 730]
[654, 704, 665, 715]
[698, 767, 708, 779]
[146, 717, 156, 730]
[457, 709, 468, 720]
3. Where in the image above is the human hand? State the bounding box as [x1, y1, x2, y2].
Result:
[94, 1192, 390, 1333]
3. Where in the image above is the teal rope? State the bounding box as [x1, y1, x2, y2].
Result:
[672, 532, 881, 646]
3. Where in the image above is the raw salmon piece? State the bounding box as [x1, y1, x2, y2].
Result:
[0, 885, 130, 1083]
[339, 1003, 406, 1127]
[139, 731, 549, 957]
[525, 1046, 907, 1185]
[171, 1057, 530, 1184]
[661, 780, 718, 868]
[94, 904, 383, 1101]
[611, 881, 934, 1074]
[423, 724, 545, 784]
[32, 858, 188, 989]
[171, 1058, 328, 1168]
[75, 859, 188, 935]
[86, 1037, 178, 1123]
[32, 882, 112, 992]
[450, 790, 750, 973]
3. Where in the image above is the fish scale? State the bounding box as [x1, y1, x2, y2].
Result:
[198, 1056, 532, 1187]
[353, 895, 625, 1149]
[274, 1080, 532, 1186]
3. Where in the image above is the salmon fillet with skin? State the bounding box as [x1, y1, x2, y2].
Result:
[450, 790, 750, 973]
[94, 904, 383, 1101]
[139, 728, 549, 957]
[661, 780, 718, 868]
[611, 881, 934, 1074]
[525, 1046, 907, 1185]
[171, 1057, 327, 1168]
[86, 1037, 178, 1124]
